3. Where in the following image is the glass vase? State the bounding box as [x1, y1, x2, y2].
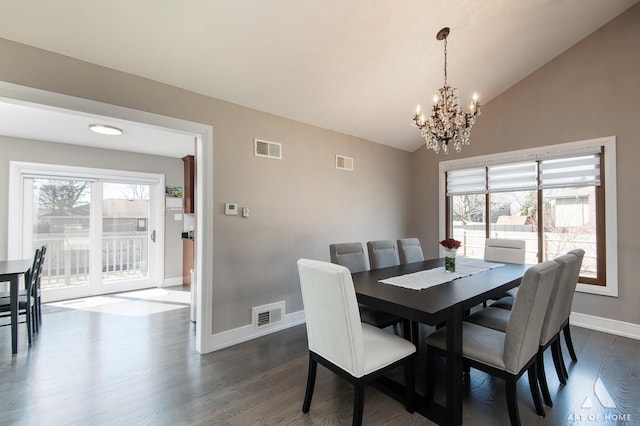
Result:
[444, 248, 457, 272]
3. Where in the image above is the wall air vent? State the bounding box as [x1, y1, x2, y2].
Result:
[252, 301, 285, 330]
[254, 138, 282, 159]
[336, 155, 354, 171]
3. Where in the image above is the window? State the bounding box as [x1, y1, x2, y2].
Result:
[439, 137, 618, 296]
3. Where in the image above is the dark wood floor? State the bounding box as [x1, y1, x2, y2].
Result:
[1, 297, 638, 425]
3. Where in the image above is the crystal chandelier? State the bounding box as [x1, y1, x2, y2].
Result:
[412, 27, 480, 154]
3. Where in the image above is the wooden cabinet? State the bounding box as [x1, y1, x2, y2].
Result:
[183, 239, 194, 287]
[182, 155, 195, 214]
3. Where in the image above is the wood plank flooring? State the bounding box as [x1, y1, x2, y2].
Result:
[1, 297, 639, 425]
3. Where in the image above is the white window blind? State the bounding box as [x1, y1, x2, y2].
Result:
[446, 168, 486, 195]
[488, 162, 537, 192]
[539, 154, 600, 188]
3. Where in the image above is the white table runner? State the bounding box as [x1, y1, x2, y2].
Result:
[379, 259, 505, 290]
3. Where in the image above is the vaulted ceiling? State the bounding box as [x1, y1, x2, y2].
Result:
[0, 0, 637, 154]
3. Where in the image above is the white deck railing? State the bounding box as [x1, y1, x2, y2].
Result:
[34, 233, 149, 288]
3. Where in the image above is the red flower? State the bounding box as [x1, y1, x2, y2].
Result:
[440, 238, 462, 249]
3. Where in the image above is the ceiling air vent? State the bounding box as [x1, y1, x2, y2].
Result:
[254, 138, 282, 159]
[336, 155, 354, 171]
[252, 301, 285, 330]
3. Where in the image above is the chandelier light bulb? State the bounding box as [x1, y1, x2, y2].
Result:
[473, 92, 478, 101]
[416, 105, 421, 114]
[433, 94, 439, 103]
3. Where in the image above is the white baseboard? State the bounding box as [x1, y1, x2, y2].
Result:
[204, 310, 306, 353]
[162, 276, 184, 287]
[570, 312, 640, 340]
[200, 310, 639, 354]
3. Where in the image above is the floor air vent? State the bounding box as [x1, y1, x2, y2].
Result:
[253, 301, 285, 330]
[254, 138, 282, 159]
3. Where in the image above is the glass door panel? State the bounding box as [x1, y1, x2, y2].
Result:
[102, 183, 150, 283]
[33, 178, 92, 291]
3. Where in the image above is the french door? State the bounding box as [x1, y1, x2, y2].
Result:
[10, 162, 165, 302]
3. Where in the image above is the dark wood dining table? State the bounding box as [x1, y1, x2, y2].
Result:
[351, 258, 527, 426]
[1, 259, 33, 354]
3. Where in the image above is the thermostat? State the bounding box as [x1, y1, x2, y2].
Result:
[225, 203, 238, 215]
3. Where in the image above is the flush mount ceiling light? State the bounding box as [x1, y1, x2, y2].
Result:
[88, 124, 123, 136]
[412, 27, 480, 154]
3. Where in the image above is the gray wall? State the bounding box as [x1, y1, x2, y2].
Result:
[412, 4, 640, 325]
[0, 39, 413, 332]
[0, 136, 184, 280]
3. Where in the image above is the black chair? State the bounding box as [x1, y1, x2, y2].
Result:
[33, 245, 47, 331]
[0, 248, 42, 345]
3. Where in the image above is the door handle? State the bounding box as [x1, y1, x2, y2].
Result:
[151, 230, 156, 243]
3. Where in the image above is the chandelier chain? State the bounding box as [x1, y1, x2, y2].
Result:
[443, 36, 447, 87]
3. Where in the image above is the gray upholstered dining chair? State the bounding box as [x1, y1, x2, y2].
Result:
[330, 242, 409, 338]
[397, 238, 424, 264]
[366, 240, 400, 269]
[490, 248, 584, 366]
[297, 259, 416, 426]
[465, 253, 577, 407]
[426, 260, 559, 426]
[558, 249, 585, 369]
[330, 242, 370, 273]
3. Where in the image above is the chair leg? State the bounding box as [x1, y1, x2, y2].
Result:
[302, 356, 317, 413]
[506, 377, 521, 426]
[353, 383, 364, 426]
[537, 349, 553, 407]
[563, 323, 578, 362]
[551, 340, 567, 385]
[411, 320, 419, 344]
[35, 299, 41, 331]
[527, 365, 545, 417]
[392, 323, 399, 336]
[402, 319, 411, 341]
[404, 356, 415, 413]
[426, 349, 435, 404]
[557, 342, 569, 381]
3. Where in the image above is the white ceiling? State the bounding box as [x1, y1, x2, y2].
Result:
[0, 0, 637, 154]
[0, 100, 196, 158]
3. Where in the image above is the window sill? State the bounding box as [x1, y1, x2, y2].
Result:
[576, 282, 618, 298]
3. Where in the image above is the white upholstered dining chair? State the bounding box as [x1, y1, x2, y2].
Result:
[297, 259, 416, 425]
[483, 238, 527, 307]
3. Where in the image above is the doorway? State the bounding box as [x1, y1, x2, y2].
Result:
[1, 81, 213, 353]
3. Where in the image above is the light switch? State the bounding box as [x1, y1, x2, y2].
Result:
[174, 213, 183, 221]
